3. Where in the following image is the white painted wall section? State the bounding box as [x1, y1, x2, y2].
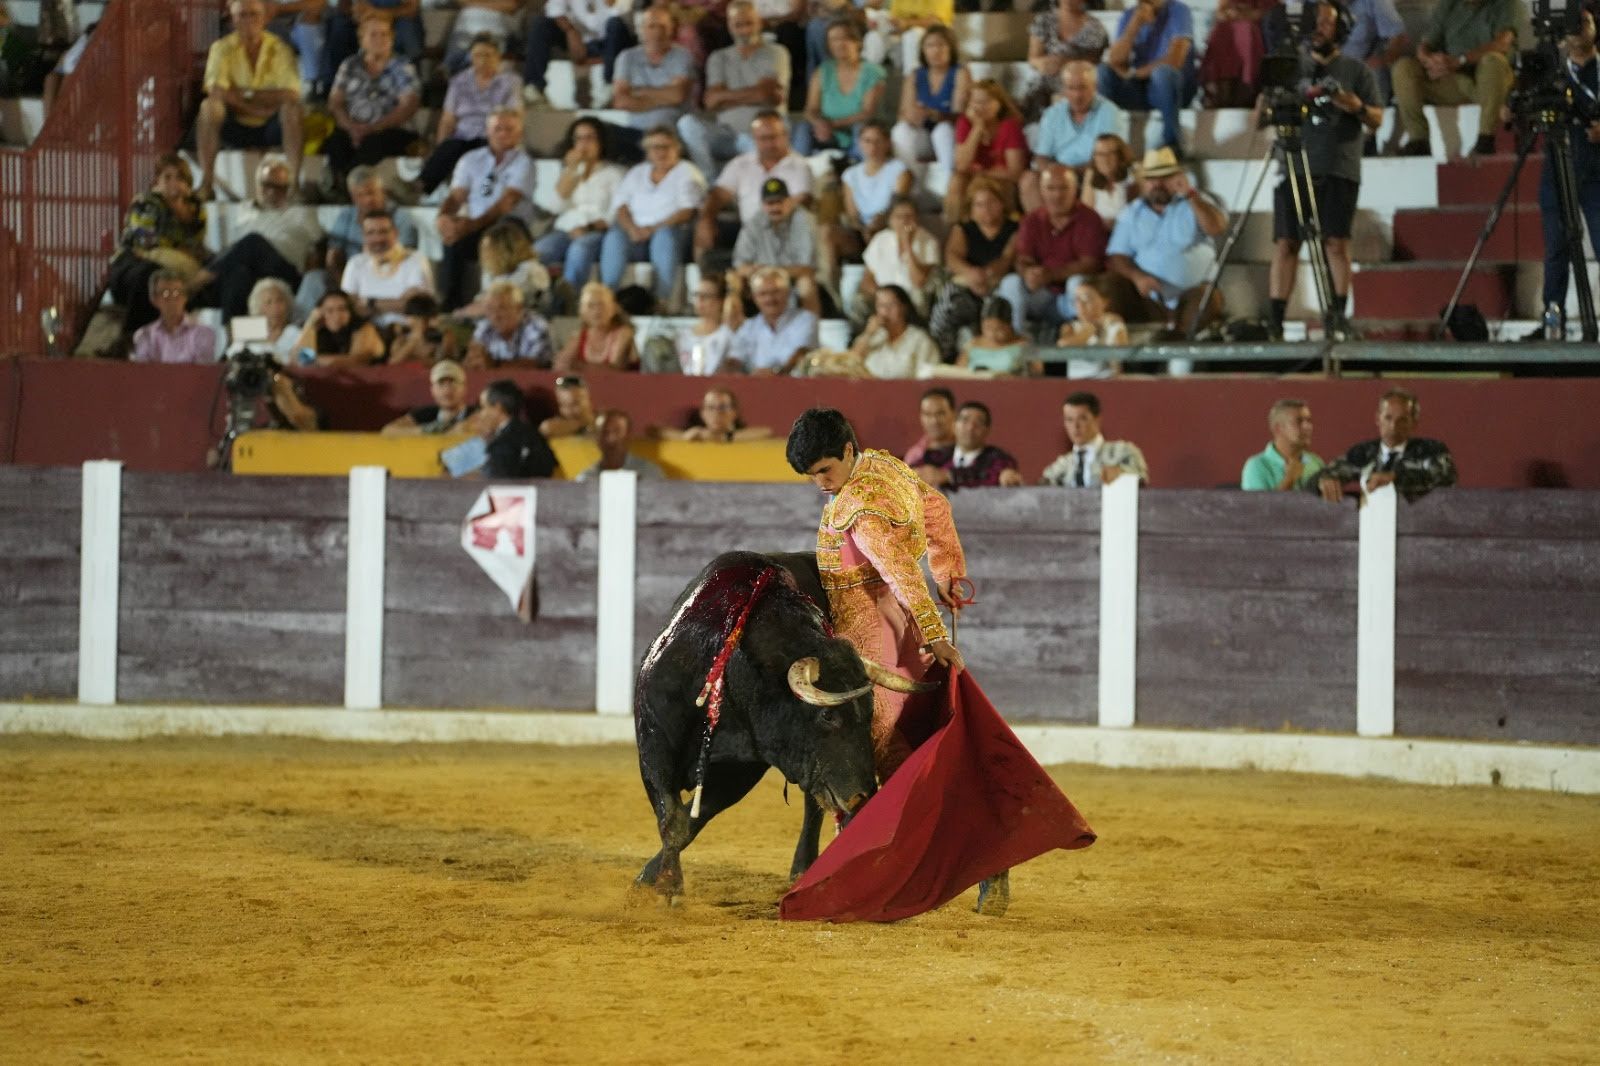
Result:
[1357, 484, 1398, 737]
[343, 466, 387, 710]
[76, 460, 122, 705]
[1097, 476, 1139, 728]
[595, 470, 639, 716]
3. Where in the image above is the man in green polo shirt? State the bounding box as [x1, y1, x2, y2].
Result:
[1391, 0, 1527, 157]
[1241, 398, 1324, 491]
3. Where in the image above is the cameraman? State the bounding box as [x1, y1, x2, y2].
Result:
[1267, 1, 1384, 338]
[1536, 7, 1600, 332]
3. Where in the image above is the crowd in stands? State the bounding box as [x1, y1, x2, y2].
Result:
[40, 0, 1562, 377]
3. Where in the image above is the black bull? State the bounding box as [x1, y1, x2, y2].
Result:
[632, 550, 891, 899]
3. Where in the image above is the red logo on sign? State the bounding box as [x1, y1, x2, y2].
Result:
[469, 493, 527, 555]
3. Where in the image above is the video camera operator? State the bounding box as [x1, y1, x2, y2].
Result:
[1535, 5, 1600, 335]
[1267, 1, 1384, 338]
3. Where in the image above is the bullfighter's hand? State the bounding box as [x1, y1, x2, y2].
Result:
[927, 638, 965, 675]
[937, 577, 966, 615]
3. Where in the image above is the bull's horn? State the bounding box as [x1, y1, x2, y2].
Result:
[860, 657, 937, 693]
[787, 657, 871, 707]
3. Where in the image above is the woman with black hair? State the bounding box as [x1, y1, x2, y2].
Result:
[534, 116, 626, 286]
[849, 284, 941, 379]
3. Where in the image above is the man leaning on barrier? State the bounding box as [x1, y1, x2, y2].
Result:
[1041, 390, 1149, 488]
[1241, 398, 1324, 491]
[1314, 387, 1457, 502]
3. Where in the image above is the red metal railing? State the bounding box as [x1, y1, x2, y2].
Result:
[0, 0, 220, 357]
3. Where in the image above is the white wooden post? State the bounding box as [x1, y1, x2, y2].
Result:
[595, 470, 638, 715]
[1357, 483, 1398, 736]
[77, 460, 122, 705]
[344, 466, 387, 710]
[1097, 475, 1139, 728]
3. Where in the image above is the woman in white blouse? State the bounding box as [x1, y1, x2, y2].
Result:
[852, 195, 940, 327]
[534, 117, 625, 289]
[245, 277, 304, 365]
[833, 121, 913, 264]
[675, 273, 736, 375]
[850, 284, 942, 379]
[1080, 133, 1137, 229]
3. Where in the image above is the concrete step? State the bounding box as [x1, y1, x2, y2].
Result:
[1391, 204, 1579, 264]
[1435, 155, 1543, 207]
[1352, 262, 1518, 319]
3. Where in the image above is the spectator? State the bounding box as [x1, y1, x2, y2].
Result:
[211, 155, 322, 321]
[1103, 147, 1227, 331]
[1041, 390, 1149, 486]
[932, 401, 1023, 489]
[106, 153, 211, 334]
[555, 282, 640, 370]
[342, 209, 435, 329]
[732, 177, 823, 313]
[1197, 0, 1277, 107]
[576, 409, 667, 480]
[523, 0, 633, 109]
[676, 273, 738, 374]
[244, 277, 304, 365]
[436, 107, 534, 311]
[131, 270, 218, 364]
[420, 34, 524, 196]
[903, 385, 957, 473]
[601, 126, 706, 309]
[1080, 132, 1137, 228]
[928, 175, 1018, 359]
[996, 164, 1109, 339]
[1392, 0, 1522, 157]
[958, 297, 1033, 375]
[835, 121, 914, 265]
[196, 0, 304, 199]
[1267, 2, 1382, 338]
[890, 24, 967, 177]
[854, 195, 940, 326]
[1315, 388, 1457, 503]
[293, 288, 386, 366]
[1241, 398, 1324, 491]
[867, 0, 954, 75]
[323, 0, 424, 83]
[324, 18, 421, 186]
[463, 219, 553, 317]
[535, 117, 627, 290]
[659, 387, 773, 440]
[540, 374, 596, 438]
[613, 6, 697, 148]
[1026, 0, 1110, 120]
[1056, 273, 1129, 376]
[669, 0, 734, 65]
[465, 280, 555, 367]
[946, 78, 1029, 223]
[1023, 60, 1127, 211]
[267, 0, 327, 99]
[443, 0, 523, 72]
[848, 284, 942, 379]
[727, 267, 818, 374]
[694, 110, 814, 268]
[1099, 0, 1199, 155]
[324, 168, 420, 271]
[381, 358, 478, 435]
[387, 292, 460, 365]
[1343, 0, 1411, 106]
[464, 379, 560, 478]
[679, 2, 792, 178]
[796, 18, 888, 156]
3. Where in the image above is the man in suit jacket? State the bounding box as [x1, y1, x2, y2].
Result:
[1316, 387, 1457, 503]
[1040, 390, 1150, 487]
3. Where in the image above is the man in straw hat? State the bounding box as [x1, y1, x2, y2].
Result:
[1103, 145, 1228, 333]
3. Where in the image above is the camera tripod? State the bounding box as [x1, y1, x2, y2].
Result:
[1438, 112, 1598, 342]
[1188, 121, 1348, 341]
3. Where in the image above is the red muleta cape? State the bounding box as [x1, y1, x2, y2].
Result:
[780, 668, 1096, 923]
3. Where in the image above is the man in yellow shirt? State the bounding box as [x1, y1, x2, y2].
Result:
[196, 0, 304, 198]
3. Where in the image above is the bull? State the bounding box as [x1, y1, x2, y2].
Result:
[632, 550, 922, 900]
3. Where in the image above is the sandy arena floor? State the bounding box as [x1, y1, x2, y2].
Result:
[1, 735, 1596, 1064]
